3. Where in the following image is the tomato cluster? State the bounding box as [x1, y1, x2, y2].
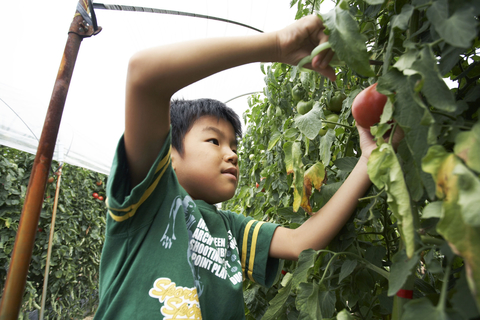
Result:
[92, 192, 104, 201]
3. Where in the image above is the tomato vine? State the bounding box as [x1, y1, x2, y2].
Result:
[224, 0, 480, 319]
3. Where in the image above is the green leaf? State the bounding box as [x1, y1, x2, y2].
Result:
[388, 250, 420, 296]
[368, 143, 415, 258]
[339, 259, 357, 283]
[318, 290, 336, 318]
[402, 298, 448, 320]
[411, 46, 456, 112]
[268, 131, 282, 151]
[452, 164, 480, 226]
[284, 141, 293, 175]
[379, 99, 394, 124]
[391, 4, 414, 30]
[398, 141, 425, 202]
[284, 127, 299, 141]
[322, 7, 374, 77]
[289, 141, 305, 212]
[422, 201, 443, 219]
[333, 157, 358, 173]
[365, 0, 385, 4]
[336, 309, 354, 320]
[296, 282, 322, 320]
[292, 249, 317, 289]
[300, 71, 315, 93]
[451, 269, 480, 320]
[427, 0, 478, 48]
[422, 149, 480, 308]
[365, 246, 387, 268]
[380, 69, 436, 199]
[244, 285, 268, 318]
[319, 129, 335, 166]
[454, 122, 480, 173]
[261, 278, 292, 320]
[295, 102, 324, 140]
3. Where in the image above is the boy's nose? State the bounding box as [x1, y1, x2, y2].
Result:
[223, 151, 238, 165]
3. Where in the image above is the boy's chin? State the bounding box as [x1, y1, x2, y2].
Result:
[203, 188, 236, 205]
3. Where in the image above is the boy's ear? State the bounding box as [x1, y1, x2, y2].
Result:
[171, 148, 178, 171]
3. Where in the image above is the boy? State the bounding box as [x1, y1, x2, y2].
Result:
[95, 15, 383, 319]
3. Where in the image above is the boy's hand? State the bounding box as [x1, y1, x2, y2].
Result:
[357, 123, 405, 161]
[275, 15, 336, 81]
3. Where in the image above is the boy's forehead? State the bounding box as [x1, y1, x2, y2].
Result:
[190, 116, 238, 143]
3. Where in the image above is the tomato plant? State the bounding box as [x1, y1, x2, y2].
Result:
[352, 83, 388, 128]
[225, 1, 480, 319]
[0, 146, 107, 318]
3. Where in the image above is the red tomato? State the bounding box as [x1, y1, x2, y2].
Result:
[38, 228, 43, 232]
[281, 270, 287, 275]
[96, 181, 102, 186]
[352, 83, 388, 128]
[93, 192, 99, 199]
[98, 196, 104, 201]
[256, 181, 265, 192]
[47, 177, 54, 183]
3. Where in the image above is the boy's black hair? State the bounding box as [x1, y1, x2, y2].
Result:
[171, 98, 242, 155]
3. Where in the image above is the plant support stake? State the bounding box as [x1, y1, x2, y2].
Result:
[39, 166, 63, 320]
[0, 1, 101, 319]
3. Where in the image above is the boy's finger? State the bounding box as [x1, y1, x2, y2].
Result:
[312, 54, 337, 81]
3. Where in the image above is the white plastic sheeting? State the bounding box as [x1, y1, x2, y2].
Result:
[0, 0, 333, 174]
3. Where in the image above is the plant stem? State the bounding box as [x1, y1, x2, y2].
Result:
[437, 263, 451, 312]
[414, 2, 433, 10]
[322, 120, 355, 129]
[429, 39, 444, 47]
[388, 122, 398, 146]
[430, 110, 456, 120]
[316, 249, 390, 282]
[358, 189, 385, 201]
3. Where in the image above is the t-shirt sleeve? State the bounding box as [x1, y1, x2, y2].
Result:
[105, 130, 173, 234]
[221, 210, 281, 288]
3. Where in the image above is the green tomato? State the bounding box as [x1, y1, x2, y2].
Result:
[325, 113, 339, 129]
[267, 106, 274, 117]
[319, 126, 328, 136]
[249, 154, 254, 160]
[276, 107, 283, 117]
[328, 92, 346, 113]
[292, 84, 305, 102]
[297, 100, 314, 115]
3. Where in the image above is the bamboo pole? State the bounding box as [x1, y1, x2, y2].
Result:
[39, 166, 63, 320]
[0, 2, 101, 318]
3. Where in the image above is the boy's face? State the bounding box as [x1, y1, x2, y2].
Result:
[171, 115, 239, 204]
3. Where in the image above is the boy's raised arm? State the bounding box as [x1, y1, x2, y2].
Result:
[123, 15, 336, 188]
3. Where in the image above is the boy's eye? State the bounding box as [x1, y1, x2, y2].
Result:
[207, 139, 219, 146]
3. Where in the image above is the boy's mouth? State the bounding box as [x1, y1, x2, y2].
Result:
[222, 167, 238, 180]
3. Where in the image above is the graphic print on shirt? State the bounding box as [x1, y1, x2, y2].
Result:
[160, 195, 196, 249]
[149, 277, 202, 320]
[189, 219, 244, 286]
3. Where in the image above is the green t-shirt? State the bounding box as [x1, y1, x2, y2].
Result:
[94, 131, 280, 319]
